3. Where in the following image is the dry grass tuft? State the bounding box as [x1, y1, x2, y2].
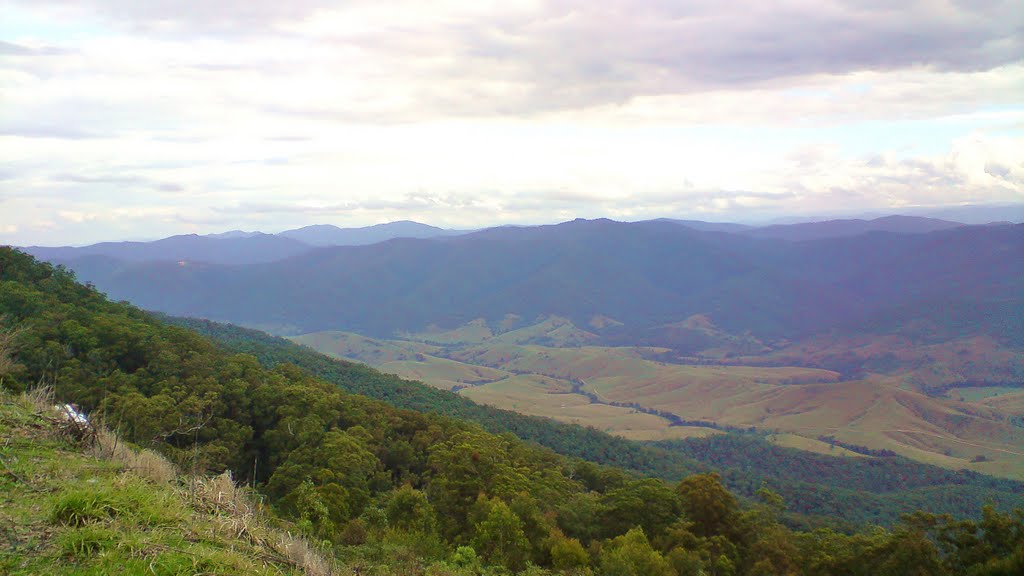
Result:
[185, 470, 255, 517]
[17, 385, 54, 414]
[184, 471, 339, 575]
[271, 532, 338, 576]
[185, 472, 269, 549]
[92, 428, 178, 485]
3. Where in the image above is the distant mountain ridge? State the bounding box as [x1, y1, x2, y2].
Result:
[744, 215, 965, 241]
[19, 215, 982, 266]
[39, 218, 1024, 344]
[23, 232, 311, 266]
[20, 220, 467, 265]
[204, 230, 262, 240]
[278, 220, 466, 246]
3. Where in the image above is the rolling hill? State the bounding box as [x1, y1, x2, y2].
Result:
[171, 313, 1024, 529]
[292, 317, 1024, 479]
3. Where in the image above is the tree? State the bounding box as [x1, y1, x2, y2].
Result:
[676, 473, 741, 540]
[599, 527, 674, 576]
[874, 527, 948, 576]
[602, 478, 681, 541]
[550, 532, 590, 572]
[385, 485, 436, 534]
[0, 323, 22, 385]
[471, 497, 531, 572]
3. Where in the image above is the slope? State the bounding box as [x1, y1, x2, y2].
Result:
[6, 247, 1024, 575]
[0, 392, 330, 576]
[169, 315, 1024, 527]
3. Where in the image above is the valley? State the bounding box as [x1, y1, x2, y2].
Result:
[293, 313, 1024, 480]
[20, 218, 1024, 479]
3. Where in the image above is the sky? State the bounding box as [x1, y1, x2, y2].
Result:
[1, 0, 1023, 245]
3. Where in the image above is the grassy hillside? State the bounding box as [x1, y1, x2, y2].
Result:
[0, 391, 331, 576]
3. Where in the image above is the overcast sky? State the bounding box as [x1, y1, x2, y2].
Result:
[1, 0, 1022, 245]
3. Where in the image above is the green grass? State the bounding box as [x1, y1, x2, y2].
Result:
[0, 394, 329, 576]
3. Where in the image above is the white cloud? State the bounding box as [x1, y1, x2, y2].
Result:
[0, 0, 1022, 245]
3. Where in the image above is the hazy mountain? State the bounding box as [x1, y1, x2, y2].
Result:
[20, 220, 468, 267]
[50, 219, 1024, 344]
[892, 203, 1024, 225]
[650, 218, 754, 233]
[204, 230, 262, 240]
[744, 215, 964, 241]
[278, 220, 464, 246]
[754, 204, 1024, 227]
[23, 232, 311, 266]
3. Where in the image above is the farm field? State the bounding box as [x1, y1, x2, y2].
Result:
[293, 317, 1024, 480]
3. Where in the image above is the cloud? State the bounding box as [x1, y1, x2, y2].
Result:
[0, 40, 69, 55]
[50, 172, 186, 192]
[13, 1, 1023, 114]
[1, 0, 1022, 245]
[0, 123, 102, 140]
[7, 0, 326, 34]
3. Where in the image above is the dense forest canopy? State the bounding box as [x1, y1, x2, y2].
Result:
[1, 247, 1022, 575]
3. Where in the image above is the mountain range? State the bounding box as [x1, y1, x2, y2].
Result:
[36, 217, 1022, 341]
[278, 220, 464, 246]
[22, 220, 464, 265]
[14, 214, 1024, 478]
[20, 214, 999, 267]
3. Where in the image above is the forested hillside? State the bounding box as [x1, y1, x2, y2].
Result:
[170, 315, 1024, 528]
[37, 218, 1024, 478]
[2, 247, 1023, 575]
